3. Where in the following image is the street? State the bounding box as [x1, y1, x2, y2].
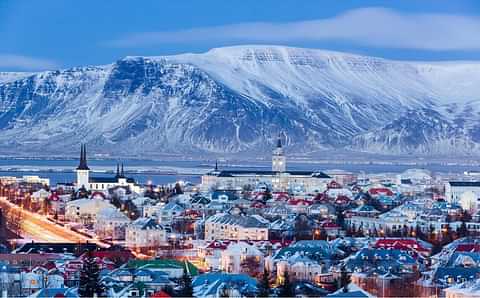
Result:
[0, 196, 108, 246]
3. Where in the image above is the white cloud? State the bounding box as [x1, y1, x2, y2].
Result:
[0, 54, 59, 71]
[107, 7, 480, 51]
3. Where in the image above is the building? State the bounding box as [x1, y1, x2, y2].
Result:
[201, 136, 331, 192]
[220, 242, 263, 274]
[272, 135, 286, 172]
[445, 181, 480, 205]
[94, 207, 131, 240]
[75, 144, 139, 192]
[125, 218, 168, 252]
[65, 198, 115, 224]
[204, 213, 269, 241]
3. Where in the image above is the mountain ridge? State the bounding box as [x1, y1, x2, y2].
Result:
[1, 45, 480, 157]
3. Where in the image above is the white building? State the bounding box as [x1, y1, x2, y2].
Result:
[125, 218, 168, 251]
[94, 207, 131, 240]
[65, 198, 115, 224]
[75, 144, 140, 193]
[220, 242, 264, 274]
[205, 213, 269, 241]
[445, 181, 480, 204]
[158, 202, 185, 225]
[201, 137, 331, 192]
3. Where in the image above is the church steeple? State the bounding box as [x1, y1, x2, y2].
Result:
[120, 163, 125, 178]
[77, 144, 90, 170]
[276, 134, 283, 148]
[115, 163, 120, 178]
[272, 133, 286, 172]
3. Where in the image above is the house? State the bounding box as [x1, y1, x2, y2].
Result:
[197, 240, 232, 270]
[368, 187, 394, 197]
[29, 288, 79, 298]
[286, 198, 313, 213]
[267, 240, 341, 283]
[444, 279, 480, 298]
[158, 202, 185, 225]
[126, 259, 198, 278]
[125, 218, 168, 252]
[307, 203, 336, 219]
[65, 197, 115, 224]
[345, 204, 380, 218]
[220, 242, 263, 275]
[204, 213, 269, 241]
[192, 273, 257, 298]
[320, 221, 341, 238]
[342, 247, 419, 275]
[374, 238, 432, 256]
[94, 207, 131, 240]
[327, 283, 374, 298]
[131, 196, 155, 217]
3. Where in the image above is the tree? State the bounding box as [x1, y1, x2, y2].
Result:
[174, 183, 184, 195]
[457, 221, 468, 238]
[339, 265, 350, 293]
[179, 267, 194, 297]
[240, 256, 261, 277]
[336, 211, 345, 228]
[442, 224, 454, 245]
[278, 271, 294, 297]
[258, 268, 270, 297]
[78, 250, 105, 298]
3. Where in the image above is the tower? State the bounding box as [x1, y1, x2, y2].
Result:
[76, 144, 90, 189]
[272, 134, 286, 172]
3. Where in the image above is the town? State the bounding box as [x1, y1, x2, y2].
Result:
[0, 139, 479, 298]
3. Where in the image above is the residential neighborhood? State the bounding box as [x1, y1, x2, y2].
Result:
[0, 143, 479, 297]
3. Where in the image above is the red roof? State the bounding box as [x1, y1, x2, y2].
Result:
[150, 291, 171, 298]
[313, 193, 328, 202]
[183, 209, 201, 217]
[250, 201, 266, 208]
[374, 238, 430, 253]
[48, 193, 60, 201]
[455, 244, 480, 252]
[288, 199, 313, 206]
[205, 240, 231, 250]
[327, 181, 342, 189]
[89, 250, 134, 263]
[91, 191, 106, 199]
[368, 188, 394, 196]
[321, 221, 340, 229]
[275, 193, 290, 201]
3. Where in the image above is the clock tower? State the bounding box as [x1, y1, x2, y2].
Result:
[272, 135, 286, 172]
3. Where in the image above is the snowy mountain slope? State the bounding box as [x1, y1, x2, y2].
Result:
[0, 45, 480, 156]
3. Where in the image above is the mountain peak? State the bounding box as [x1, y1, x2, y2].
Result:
[1, 46, 480, 157]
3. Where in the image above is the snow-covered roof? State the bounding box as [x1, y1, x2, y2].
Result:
[97, 207, 130, 221]
[130, 217, 164, 230]
[205, 213, 269, 228]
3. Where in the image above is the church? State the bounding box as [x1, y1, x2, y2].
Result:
[75, 144, 138, 192]
[201, 136, 332, 193]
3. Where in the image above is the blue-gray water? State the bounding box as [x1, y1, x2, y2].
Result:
[0, 158, 477, 186]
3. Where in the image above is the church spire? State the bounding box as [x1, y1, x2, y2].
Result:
[276, 133, 282, 148]
[215, 160, 218, 171]
[120, 163, 125, 178]
[115, 163, 120, 178]
[77, 144, 90, 170]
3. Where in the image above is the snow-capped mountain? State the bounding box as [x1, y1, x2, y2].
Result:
[1, 45, 480, 157]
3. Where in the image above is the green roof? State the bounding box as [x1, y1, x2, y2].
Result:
[127, 259, 199, 276]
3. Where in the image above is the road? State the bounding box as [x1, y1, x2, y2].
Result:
[0, 196, 108, 246]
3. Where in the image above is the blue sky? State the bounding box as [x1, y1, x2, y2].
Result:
[1, 0, 480, 71]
